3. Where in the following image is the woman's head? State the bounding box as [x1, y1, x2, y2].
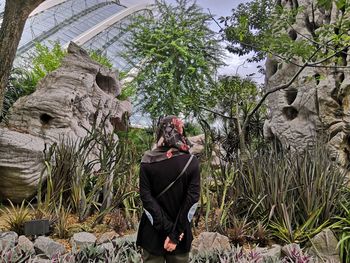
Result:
[156, 115, 190, 152]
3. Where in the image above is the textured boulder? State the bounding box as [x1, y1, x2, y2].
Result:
[191, 232, 231, 255]
[263, 0, 350, 167]
[17, 235, 35, 255]
[34, 236, 66, 258]
[97, 230, 119, 244]
[70, 232, 97, 249]
[0, 42, 131, 202]
[307, 229, 340, 262]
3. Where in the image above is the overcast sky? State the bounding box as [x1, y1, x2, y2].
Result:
[121, 0, 264, 83]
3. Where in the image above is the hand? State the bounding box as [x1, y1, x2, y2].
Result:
[164, 236, 177, 252]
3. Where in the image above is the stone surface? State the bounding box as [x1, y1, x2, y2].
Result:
[70, 232, 97, 249]
[28, 257, 51, 263]
[0, 231, 18, 249]
[307, 229, 340, 262]
[17, 235, 35, 254]
[191, 232, 231, 255]
[189, 134, 222, 166]
[255, 244, 282, 259]
[34, 236, 66, 258]
[0, 42, 131, 202]
[263, 0, 350, 168]
[97, 230, 119, 244]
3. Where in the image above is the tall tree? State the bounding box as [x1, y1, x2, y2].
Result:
[202, 75, 265, 158]
[0, 0, 44, 115]
[123, 0, 224, 119]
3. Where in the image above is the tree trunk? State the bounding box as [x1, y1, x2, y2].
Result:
[0, 0, 44, 115]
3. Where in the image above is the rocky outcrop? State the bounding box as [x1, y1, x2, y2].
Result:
[264, 0, 350, 166]
[0, 42, 131, 202]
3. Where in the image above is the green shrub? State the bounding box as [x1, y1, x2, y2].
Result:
[209, 142, 346, 245]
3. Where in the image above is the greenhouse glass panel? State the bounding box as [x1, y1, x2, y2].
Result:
[17, 0, 124, 55]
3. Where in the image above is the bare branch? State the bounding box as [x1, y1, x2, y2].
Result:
[198, 106, 237, 120]
[207, 9, 224, 31]
[243, 44, 325, 129]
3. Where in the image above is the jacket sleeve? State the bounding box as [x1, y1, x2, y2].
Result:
[169, 156, 200, 243]
[139, 164, 174, 234]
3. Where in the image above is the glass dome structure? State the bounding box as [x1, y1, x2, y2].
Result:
[0, 0, 152, 71]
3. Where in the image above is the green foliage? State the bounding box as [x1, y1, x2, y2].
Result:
[332, 193, 350, 263]
[0, 200, 31, 235]
[89, 50, 113, 69]
[184, 122, 202, 136]
[208, 75, 266, 157]
[53, 207, 71, 239]
[123, 0, 224, 119]
[117, 127, 153, 159]
[74, 244, 106, 262]
[222, 0, 350, 64]
[32, 42, 66, 82]
[220, 0, 275, 62]
[40, 115, 126, 222]
[207, 142, 345, 245]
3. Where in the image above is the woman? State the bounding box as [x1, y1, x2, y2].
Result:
[136, 115, 200, 263]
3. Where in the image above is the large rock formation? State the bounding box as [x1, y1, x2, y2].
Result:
[264, 0, 350, 166]
[0, 43, 131, 202]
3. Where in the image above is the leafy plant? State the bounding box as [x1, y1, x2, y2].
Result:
[32, 41, 66, 82]
[53, 206, 71, 239]
[332, 200, 350, 263]
[74, 244, 106, 262]
[207, 75, 266, 158]
[107, 209, 127, 235]
[0, 200, 31, 235]
[108, 238, 142, 262]
[0, 243, 33, 263]
[210, 141, 346, 245]
[89, 50, 113, 69]
[41, 116, 125, 222]
[227, 216, 252, 246]
[123, 0, 224, 119]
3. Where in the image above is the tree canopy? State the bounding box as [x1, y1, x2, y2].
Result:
[222, 0, 350, 64]
[123, 0, 224, 120]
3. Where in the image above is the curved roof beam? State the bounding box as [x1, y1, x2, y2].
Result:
[0, 0, 68, 24]
[30, 0, 68, 17]
[17, 1, 118, 56]
[67, 3, 153, 47]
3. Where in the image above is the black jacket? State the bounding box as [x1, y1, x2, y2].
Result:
[136, 154, 200, 255]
